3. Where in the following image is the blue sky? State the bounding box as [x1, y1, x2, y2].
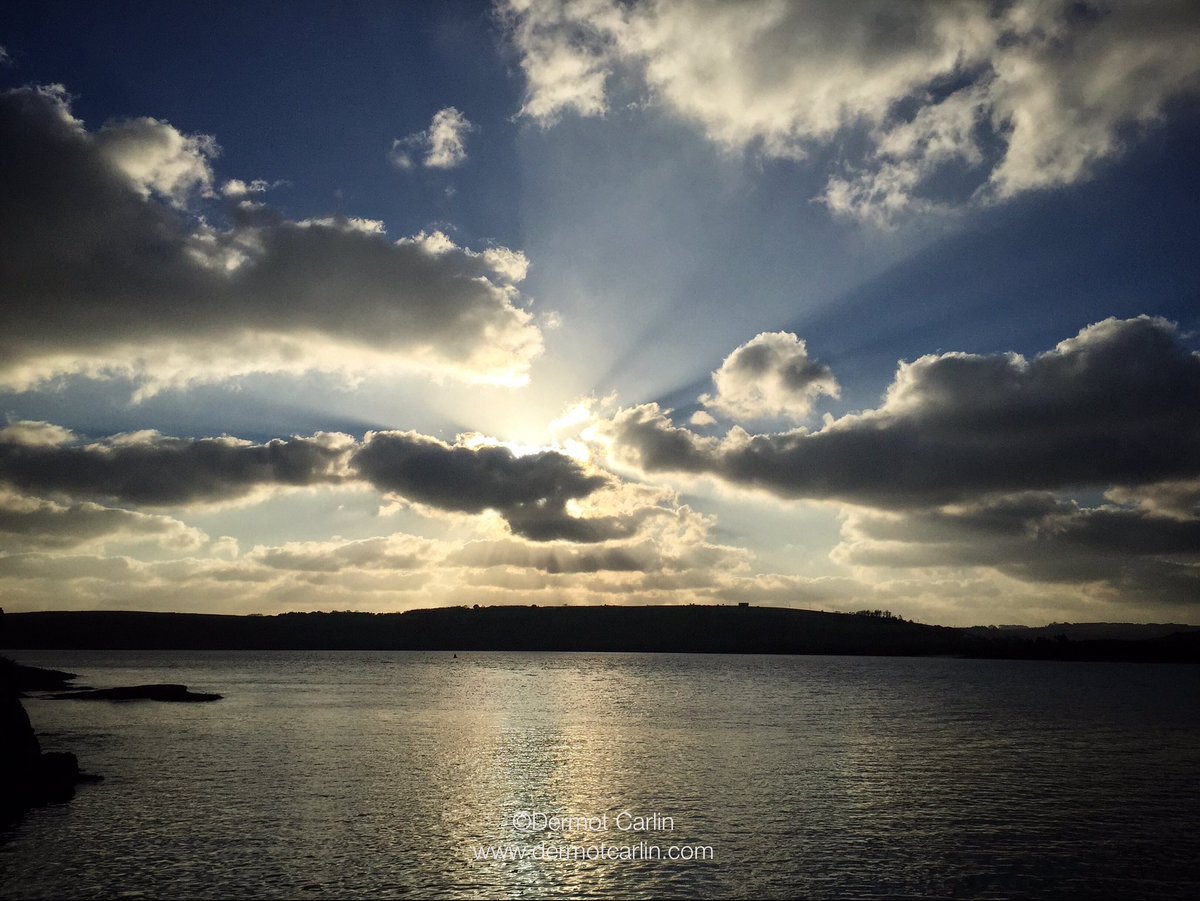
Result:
[2, 1, 1199, 625]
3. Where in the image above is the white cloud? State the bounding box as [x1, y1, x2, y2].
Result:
[700, 332, 839, 422]
[502, 0, 620, 122]
[95, 116, 218, 207]
[983, 1, 1200, 199]
[0, 420, 75, 447]
[221, 178, 283, 197]
[482, 245, 530, 284]
[425, 107, 472, 168]
[500, 0, 1200, 225]
[390, 106, 474, 170]
[388, 141, 414, 170]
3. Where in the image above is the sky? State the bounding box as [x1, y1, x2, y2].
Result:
[1, 0, 1199, 626]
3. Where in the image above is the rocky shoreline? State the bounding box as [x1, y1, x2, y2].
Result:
[1, 656, 222, 824]
[1, 658, 100, 824]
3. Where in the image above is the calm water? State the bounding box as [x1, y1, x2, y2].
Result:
[2, 651, 1198, 899]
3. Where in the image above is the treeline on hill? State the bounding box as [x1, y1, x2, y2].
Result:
[2, 606, 1199, 661]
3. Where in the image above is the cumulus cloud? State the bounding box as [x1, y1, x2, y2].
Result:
[835, 492, 1200, 607]
[352, 431, 625, 541]
[0, 420, 76, 448]
[0, 423, 353, 507]
[500, 0, 1200, 224]
[94, 115, 218, 206]
[501, 0, 619, 122]
[607, 316, 1200, 507]
[700, 331, 839, 422]
[0, 488, 208, 551]
[597, 316, 1200, 606]
[0, 421, 674, 544]
[389, 107, 473, 170]
[0, 86, 541, 394]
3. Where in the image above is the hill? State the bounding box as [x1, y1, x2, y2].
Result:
[1, 605, 962, 656]
[2, 606, 1198, 662]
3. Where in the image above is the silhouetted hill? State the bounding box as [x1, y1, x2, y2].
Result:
[1, 606, 963, 656]
[965, 622, 1200, 641]
[2, 606, 1198, 661]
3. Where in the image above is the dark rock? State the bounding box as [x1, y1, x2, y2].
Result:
[8, 661, 80, 692]
[1, 656, 101, 823]
[1, 677, 43, 773]
[35, 752, 83, 803]
[51, 683, 222, 702]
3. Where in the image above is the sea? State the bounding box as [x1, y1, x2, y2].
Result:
[2, 651, 1198, 899]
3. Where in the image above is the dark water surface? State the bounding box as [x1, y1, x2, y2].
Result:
[2, 651, 1198, 899]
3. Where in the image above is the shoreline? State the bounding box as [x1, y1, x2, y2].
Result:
[5, 606, 1199, 663]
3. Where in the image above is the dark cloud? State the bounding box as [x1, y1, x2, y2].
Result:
[0, 86, 540, 393]
[612, 317, 1200, 507]
[0, 423, 350, 506]
[603, 316, 1200, 607]
[445, 539, 649, 573]
[0, 422, 649, 543]
[838, 492, 1200, 605]
[352, 431, 622, 542]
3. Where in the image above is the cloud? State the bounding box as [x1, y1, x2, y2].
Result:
[447, 538, 648, 574]
[501, 0, 619, 122]
[606, 316, 1200, 507]
[425, 107, 473, 168]
[500, 0, 1200, 224]
[596, 316, 1200, 607]
[220, 178, 284, 197]
[351, 431, 625, 541]
[94, 115, 218, 207]
[245, 534, 437, 573]
[0, 486, 759, 614]
[0, 423, 353, 506]
[389, 106, 473, 170]
[1106, 480, 1200, 521]
[983, 2, 1200, 199]
[0, 524, 743, 613]
[835, 492, 1200, 607]
[0, 488, 208, 551]
[0, 420, 680, 544]
[0, 420, 76, 448]
[700, 331, 839, 422]
[0, 86, 541, 394]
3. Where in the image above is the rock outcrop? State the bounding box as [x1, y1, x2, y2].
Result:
[1, 657, 101, 823]
[51, 683, 222, 702]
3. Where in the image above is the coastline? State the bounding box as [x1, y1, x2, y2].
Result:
[5, 605, 1199, 662]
